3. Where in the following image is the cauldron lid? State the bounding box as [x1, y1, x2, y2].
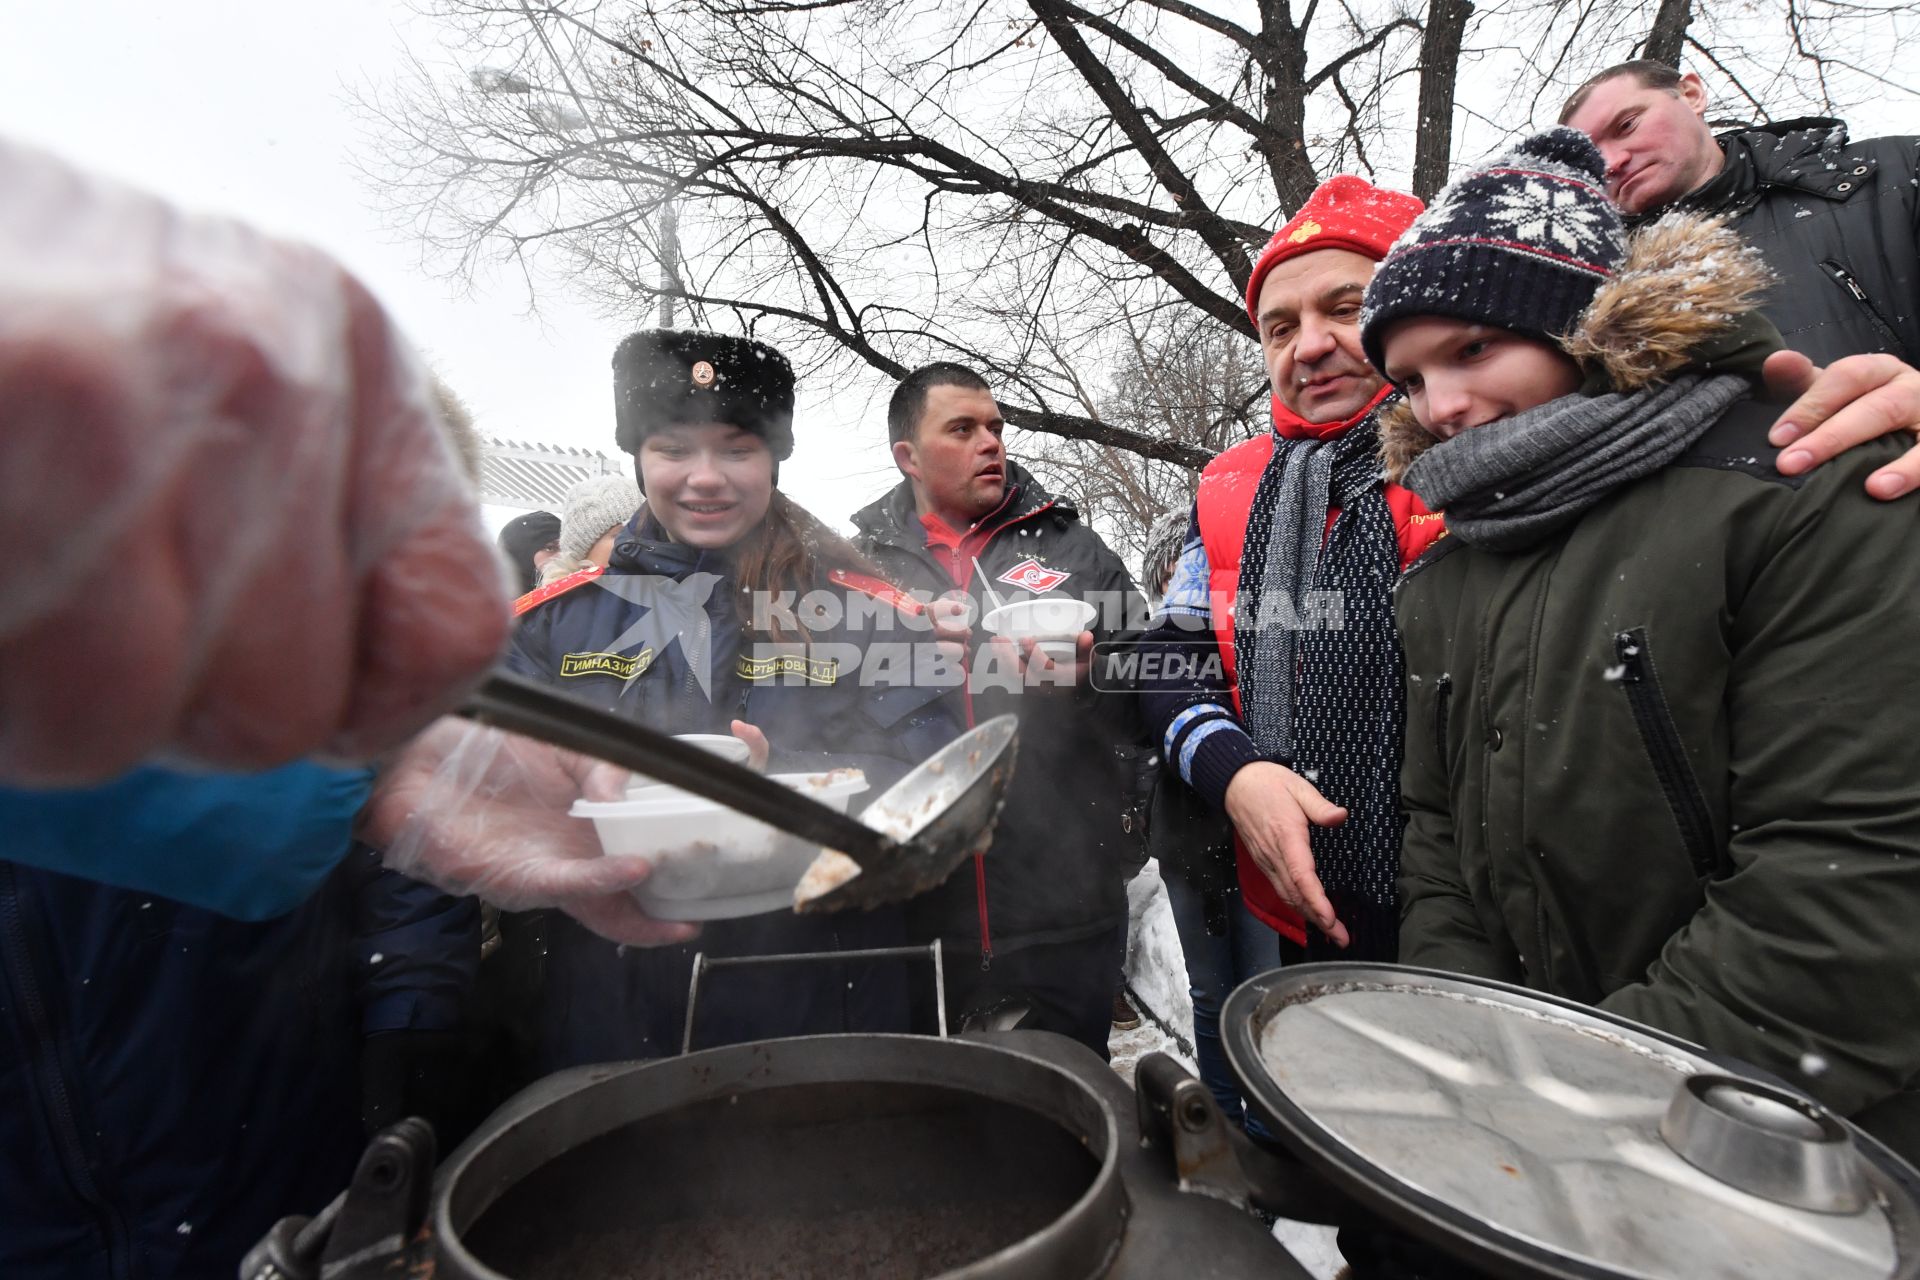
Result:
[1221, 964, 1920, 1280]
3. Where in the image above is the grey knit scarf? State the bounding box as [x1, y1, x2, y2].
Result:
[1235, 413, 1405, 912]
[1401, 374, 1751, 552]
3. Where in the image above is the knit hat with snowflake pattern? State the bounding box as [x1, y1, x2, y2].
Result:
[1359, 128, 1626, 375]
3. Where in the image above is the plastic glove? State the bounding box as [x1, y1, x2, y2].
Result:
[0, 137, 509, 785]
[364, 718, 699, 947]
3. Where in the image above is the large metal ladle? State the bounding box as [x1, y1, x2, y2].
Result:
[459, 671, 1017, 912]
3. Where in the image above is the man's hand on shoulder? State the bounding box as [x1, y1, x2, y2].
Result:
[1224, 761, 1351, 947]
[1765, 350, 1920, 499]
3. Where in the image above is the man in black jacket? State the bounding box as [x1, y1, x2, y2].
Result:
[1563, 60, 1920, 499]
[851, 362, 1145, 1057]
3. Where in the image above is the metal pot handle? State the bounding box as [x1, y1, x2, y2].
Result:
[1133, 1052, 1349, 1225]
[680, 939, 947, 1054]
[239, 1118, 436, 1280]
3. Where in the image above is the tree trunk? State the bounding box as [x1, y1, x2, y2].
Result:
[1256, 0, 1321, 212]
[1640, 0, 1693, 67]
[1412, 0, 1472, 201]
[656, 199, 682, 329]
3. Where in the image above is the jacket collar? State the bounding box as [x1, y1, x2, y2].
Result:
[852, 460, 1065, 546]
[607, 508, 732, 578]
[1641, 118, 1871, 224]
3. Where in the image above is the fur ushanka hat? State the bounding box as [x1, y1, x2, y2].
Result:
[611, 329, 796, 462]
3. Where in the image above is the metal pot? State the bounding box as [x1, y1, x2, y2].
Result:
[247, 1030, 1316, 1280]
[251, 963, 1920, 1280]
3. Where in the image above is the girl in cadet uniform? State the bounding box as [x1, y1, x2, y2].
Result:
[501, 328, 960, 1073]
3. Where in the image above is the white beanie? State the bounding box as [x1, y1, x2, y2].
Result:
[555, 474, 641, 565]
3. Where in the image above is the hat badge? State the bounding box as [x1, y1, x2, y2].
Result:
[690, 359, 718, 388]
[1287, 219, 1322, 244]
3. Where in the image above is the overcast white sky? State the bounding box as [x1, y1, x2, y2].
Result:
[0, 0, 902, 533]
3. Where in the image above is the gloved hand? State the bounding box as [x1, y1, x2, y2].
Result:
[364, 718, 699, 947]
[0, 137, 509, 785]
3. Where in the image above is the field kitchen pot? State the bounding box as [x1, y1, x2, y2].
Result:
[245, 1030, 1319, 1280]
[247, 965, 1920, 1280]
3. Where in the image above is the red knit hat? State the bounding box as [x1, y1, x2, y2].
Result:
[1243, 175, 1425, 325]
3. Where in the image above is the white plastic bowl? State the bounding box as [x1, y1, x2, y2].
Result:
[625, 733, 753, 798]
[982, 597, 1096, 662]
[574, 768, 869, 920]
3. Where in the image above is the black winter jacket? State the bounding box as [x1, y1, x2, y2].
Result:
[851, 464, 1147, 958]
[1652, 118, 1920, 365]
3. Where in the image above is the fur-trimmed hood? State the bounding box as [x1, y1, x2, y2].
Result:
[1378, 213, 1776, 483]
[430, 373, 484, 485]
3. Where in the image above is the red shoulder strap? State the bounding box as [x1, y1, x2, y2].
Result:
[828, 568, 926, 617]
[513, 563, 605, 617]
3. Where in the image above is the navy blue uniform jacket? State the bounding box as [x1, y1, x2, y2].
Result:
[501, 513, 959, 1070]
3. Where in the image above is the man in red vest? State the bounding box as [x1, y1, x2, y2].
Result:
[1139, 177, 1439, 965]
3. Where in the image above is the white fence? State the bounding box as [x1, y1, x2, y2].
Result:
[478, 437, 624, 512]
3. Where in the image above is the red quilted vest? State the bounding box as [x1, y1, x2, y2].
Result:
[1192, 396, 1445, 940]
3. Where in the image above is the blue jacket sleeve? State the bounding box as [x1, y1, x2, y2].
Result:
[0, 762, 374, 920]
[1136, 506, 1264, 811]
[340, 846, 481, 1036]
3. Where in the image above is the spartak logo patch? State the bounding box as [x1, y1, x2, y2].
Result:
[997, 558, 1071, 593]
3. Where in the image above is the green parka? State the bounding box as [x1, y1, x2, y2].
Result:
[1385, 215, 1920, 1163]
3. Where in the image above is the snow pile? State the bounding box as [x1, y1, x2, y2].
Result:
[1122, 860, 1195, 1052]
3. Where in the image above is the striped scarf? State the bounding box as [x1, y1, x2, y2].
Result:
[1234, 410, 1406, 913]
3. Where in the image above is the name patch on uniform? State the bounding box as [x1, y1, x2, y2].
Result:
[560, 649, 654, 680]
[738, 653, 839, 685]
[997, 558, 1072, 593]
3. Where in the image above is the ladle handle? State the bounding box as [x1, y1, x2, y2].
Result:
[460, 671, 899, 866]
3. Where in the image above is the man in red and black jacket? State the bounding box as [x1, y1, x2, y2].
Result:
[851, 364, 1145, 1058]
[1138, 178, 1441, 966]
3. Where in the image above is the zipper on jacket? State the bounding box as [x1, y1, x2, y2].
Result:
[870, 499, 1060, 973]
[953, 502, 1059, 972]
[956, 637, 992, 968]
[0, 866, 131, 1279]
[1613, 629, 1720, 879]
[1820, 259, 1910, 359]
[1431, 673, 1453, 758]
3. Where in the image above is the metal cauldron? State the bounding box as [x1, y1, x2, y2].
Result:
[248, 964, 1920, 1280]
[245, 1030, 1322, 1280]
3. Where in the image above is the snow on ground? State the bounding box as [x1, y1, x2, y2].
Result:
[1109, 859, 1195, 1083]
[1119, 860, 1195, 1054]
[1108, 860, 1346, 1280]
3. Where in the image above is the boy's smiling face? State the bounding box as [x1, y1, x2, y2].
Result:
[1381, 317, 1585, 440]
